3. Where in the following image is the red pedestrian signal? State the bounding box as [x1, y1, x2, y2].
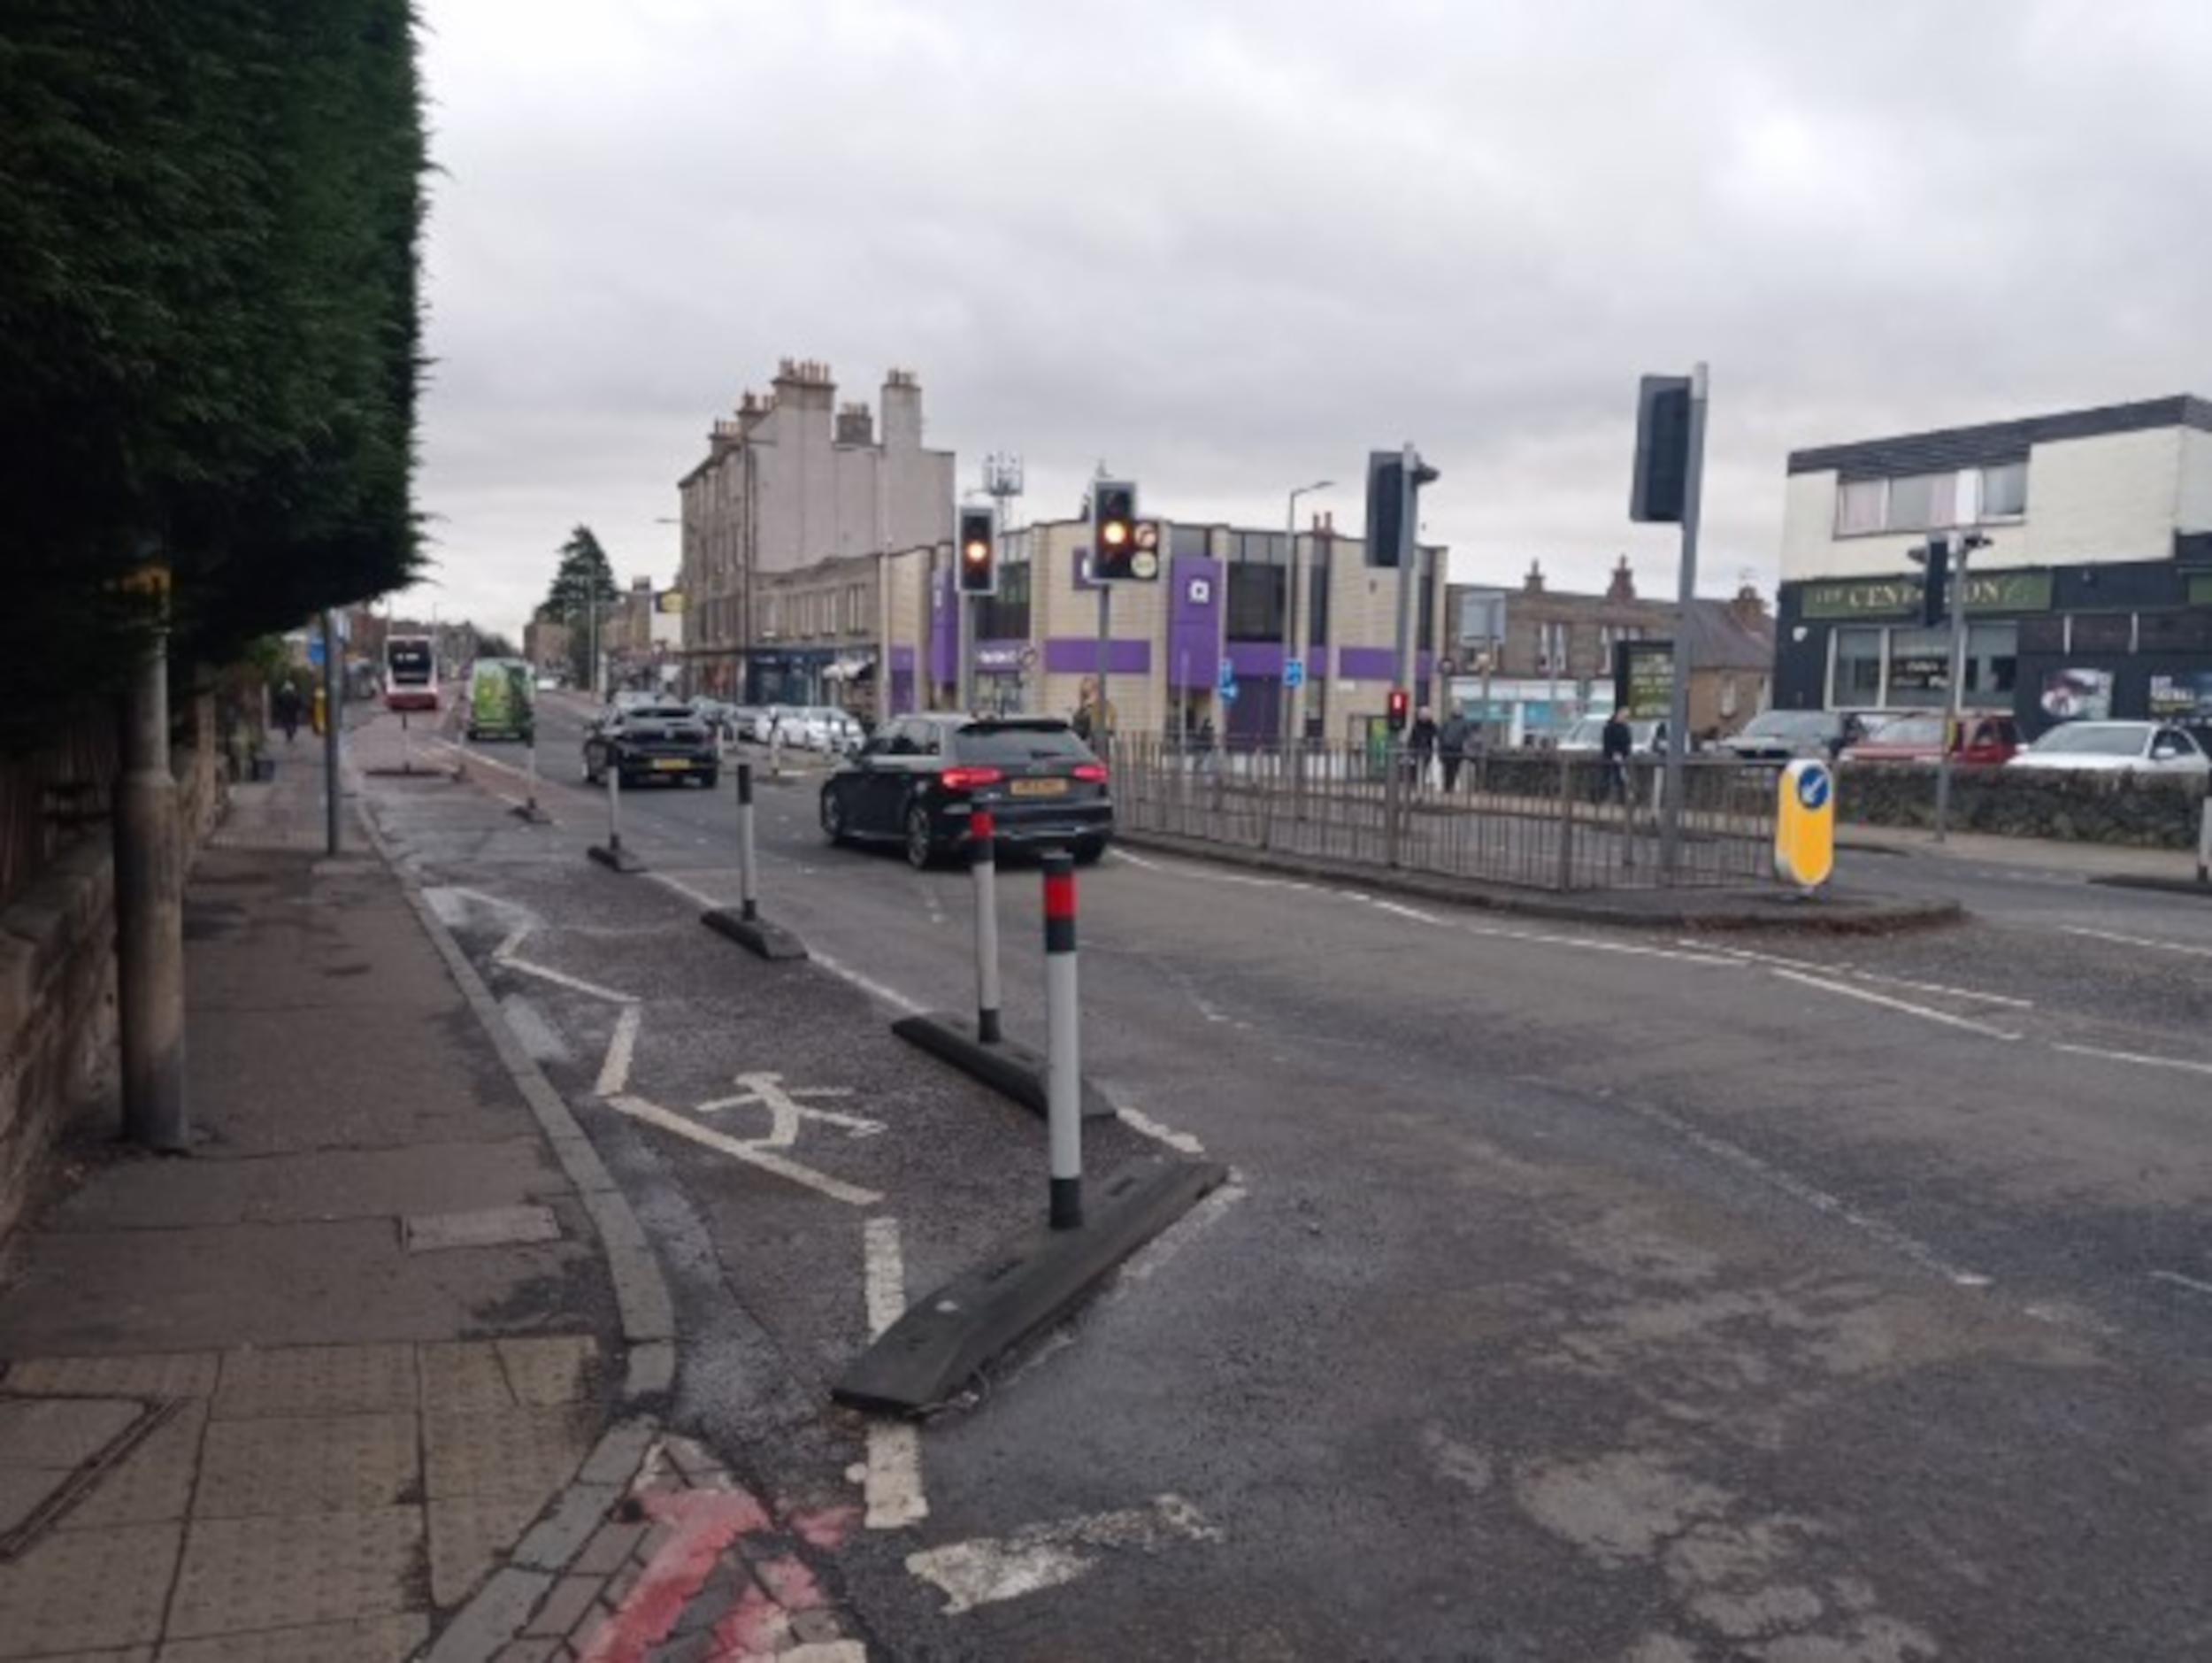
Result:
[1386, 688, 1409, 732]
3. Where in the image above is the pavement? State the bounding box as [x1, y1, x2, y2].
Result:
[0, 724, 864, 1663]
[0, 711, 2198, 1660]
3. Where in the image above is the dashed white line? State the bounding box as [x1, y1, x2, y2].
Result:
[1770, 967, 2024, 1040]
[1117, 1105, 1206, 1155]
[904, 1496, 1219, 1616]
[861, 1217, 928, 1529]
[2149, 1269, 2212, 1298]
[2060, 925, 2212, 959]
[2051, 1043, 2212, 1079]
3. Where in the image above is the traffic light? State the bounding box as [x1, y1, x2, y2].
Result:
[1091, 481, 1156, 581]
[1631, 374, 1694, 524]
[1386, 688, 1409, 733]
[1910, 534, 1950, 627]
[957, 504, 996, 595]
[1364, 449, 1441, 567]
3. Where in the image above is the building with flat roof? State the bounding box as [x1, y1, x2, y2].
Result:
[1777, 395, 2212, 733]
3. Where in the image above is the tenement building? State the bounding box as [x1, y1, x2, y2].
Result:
[1777, 395, 2212, 732]
[675, 359, 955, 702]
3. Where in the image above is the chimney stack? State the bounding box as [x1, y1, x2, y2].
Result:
[1606, 555, 1636, 602]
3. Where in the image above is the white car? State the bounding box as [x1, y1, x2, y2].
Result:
[780, 705, 864, 752]
[2004, 720, 2209, 777]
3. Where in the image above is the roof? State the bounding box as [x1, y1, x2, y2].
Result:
[1678, 598, 1774, 673]
[1786, 395, 2212, 479]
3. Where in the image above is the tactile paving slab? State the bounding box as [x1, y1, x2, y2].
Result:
[495, 1335, 596, 1407]
[422, 1404, 591, 1501]
[212, 1343, 417, 1420]
[426, 1490, 549, 1607]
[61, 1401, 208, 1530]
[0, 1521, 180, 1656]
[419, 1342, 514, 1416]
[2, 1352, 220, 1399]
[194, 1413, 419, 1519]
[166, 1506, 422, 1638]
[158, 1612, 429, 1663]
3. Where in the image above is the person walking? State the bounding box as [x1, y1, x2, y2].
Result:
[273, 680, 303, 745]
[1406, 705, 1440, 791]
[1601, 709, 1632, 803]
[1438, 708, 1471, 792]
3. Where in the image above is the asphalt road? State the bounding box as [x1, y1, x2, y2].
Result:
[387, 698, 2212, 1661]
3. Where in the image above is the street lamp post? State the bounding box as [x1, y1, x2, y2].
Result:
[1281, 479, 1333, 755]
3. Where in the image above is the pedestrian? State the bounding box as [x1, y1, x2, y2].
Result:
[1601, 709, 1632, 803]
[273, 680, 303, 744]
[1406, 704, 1440, 790]
[1438, 708, 1471, 792]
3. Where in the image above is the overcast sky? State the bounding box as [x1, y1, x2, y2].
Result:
[409, 0, 2212, 643]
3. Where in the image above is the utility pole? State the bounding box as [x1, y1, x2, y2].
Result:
[322, 610, 343, 856]
[1932, 530, 1986, 843]
[114, 555, 187, 1151]
[1282, 479, 1333, 754]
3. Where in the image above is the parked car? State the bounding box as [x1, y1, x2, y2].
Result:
[819, 712, 1112, 868]
[581, 703, 718, 789]
[2004, 720, 2210, 778]
[687, 696, 741, 739]
[1721, 708, 1888, 764]
[744, 705, 788, 743]
[769, 705, 864, 752]
[1839, 712, 2019, 766]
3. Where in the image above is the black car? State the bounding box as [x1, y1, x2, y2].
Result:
[819, 713, 1112, 868]
[582, 703, 718, 789]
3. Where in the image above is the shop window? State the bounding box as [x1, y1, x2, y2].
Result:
[1884, 625, 1951, 708]
[2071, 612, 2131, 652]
[1967, 623, 2017, 697]
[1830, 627, 1883, 706]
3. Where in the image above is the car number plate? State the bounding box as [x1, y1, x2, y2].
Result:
[652, 758, 690, 771]
[1009, 778, 1066, 797]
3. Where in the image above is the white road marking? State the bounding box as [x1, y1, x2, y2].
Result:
[2060, 925, 2212, 959]
[2051, 1043, 2212, 1079]
[1693, 943, 2036, 1009]
[1596, 1088, 1993, 1290]
[607, 1094, 885, 1207]
[1770, 967, 2024, 1040]
[2150, 1269, 2212, 1298]
[495, 955, 641, 1007]
[595, 1005, 643, 1097]
[805, 948, 927, 1017]
[862, 1217, 928, 1529]
[1115, 1179, 1246, 1285]
[1117, 1105, 1206, 1155]
[904, 1495, 1218, 1615]
[697, 1072, 882, 1143]
[1373, 900, 1447, 926]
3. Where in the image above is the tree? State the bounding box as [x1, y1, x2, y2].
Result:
[0, 2, 428, 730]
[538, 526, 620, 688]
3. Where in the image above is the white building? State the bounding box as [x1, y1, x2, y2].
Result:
[1777, 395, 2212, 731]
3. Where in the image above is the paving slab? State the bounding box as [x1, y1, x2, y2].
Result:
[166, 1506, 423, 1638]
[0, 1521, 180, 1658]
[157, 1613, 429, 1663]
[61, 1400, 206, 1529]
[497, 1335, 596, 1407]
[215, 1343, 419, 1420]
[427, 1490, 551, 1609]
[0, 1353, 220, 1399]
[193, 1411, 419, 1519]
[423, 1403, 593, 1501]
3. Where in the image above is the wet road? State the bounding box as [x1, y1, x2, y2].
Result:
[385, 702, 2212, 1660]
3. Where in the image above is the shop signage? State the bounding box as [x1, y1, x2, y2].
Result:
[1615, 639, 1674, 719]
[1800, 570, 2054, 620]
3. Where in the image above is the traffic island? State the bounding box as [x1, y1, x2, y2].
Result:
[891, 1012, 1116, 1121]
[833, 1155, 1231, 1417]
[701, 905, 808, 961]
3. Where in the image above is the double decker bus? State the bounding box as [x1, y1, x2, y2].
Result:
[384, 635, 439, 712]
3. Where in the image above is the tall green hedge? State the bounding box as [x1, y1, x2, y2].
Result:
[0, 1, 426, 725]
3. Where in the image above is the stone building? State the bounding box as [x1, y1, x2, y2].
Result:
[1445, 557, 1773, 743]
[674, 360, 954, 699]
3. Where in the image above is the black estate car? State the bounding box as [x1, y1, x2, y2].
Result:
[582, 703, 718, 789]
[818, 713, 1111, 868]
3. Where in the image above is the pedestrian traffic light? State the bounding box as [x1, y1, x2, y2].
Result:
[1631, 374, 1694, 524]
[1092, 481, 1152, 581]
[1386, 688, 1409, 732]
[957, 504, 997, 596]
[1909, 534, 1950, 627]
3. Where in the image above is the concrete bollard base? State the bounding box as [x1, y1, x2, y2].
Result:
[701, 906, 808, 960]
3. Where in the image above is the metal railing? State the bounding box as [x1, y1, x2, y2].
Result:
[1110, 738, 1782, 893]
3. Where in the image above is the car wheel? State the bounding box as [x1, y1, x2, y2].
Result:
[1072, 838, 1106, 866]
[820, 789, 849, 845]
[903, 802, 936, 870]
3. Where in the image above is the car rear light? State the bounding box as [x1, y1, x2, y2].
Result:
[938, 766, 1003, 791]
[1071, 762, 1109, 782]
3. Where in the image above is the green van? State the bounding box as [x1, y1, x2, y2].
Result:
[465, 658, 535, 743]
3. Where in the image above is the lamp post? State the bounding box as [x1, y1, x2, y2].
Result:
[1282, 479, 1333, 755]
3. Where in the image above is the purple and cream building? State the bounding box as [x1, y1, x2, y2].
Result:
[879, 510, 1449, 743]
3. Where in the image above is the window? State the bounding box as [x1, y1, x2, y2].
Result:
[1836, 480, 1886, 535]
[1884, 474, 1943, 533]
[1225, 564, 1286, 642]
[1967, 622, 2017, 697]
[1979, 461, 2027, 519]
[1829, 627, 1883, 706]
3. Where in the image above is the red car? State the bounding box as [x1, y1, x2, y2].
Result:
[1839, 712, 2019, 766]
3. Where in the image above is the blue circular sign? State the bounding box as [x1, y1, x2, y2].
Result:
[1797, 767, 1831, 811]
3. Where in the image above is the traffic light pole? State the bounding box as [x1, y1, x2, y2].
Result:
[1094, 585, 1110, 746]
[1933, 535, 1976, 844]
[1659, 364, 1709, 880]
[956, 587, 973, 713]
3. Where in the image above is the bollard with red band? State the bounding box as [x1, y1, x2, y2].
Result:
[736, 761, 759, 922]
[1042, 850, 1081, 1229]
[971, 808, 1002, 1044]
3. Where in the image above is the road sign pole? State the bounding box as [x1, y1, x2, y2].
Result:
[1934, 535, 1976, 845]
[1042, 851, 1082, 1230]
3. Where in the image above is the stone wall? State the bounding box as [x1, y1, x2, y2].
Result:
[0, 692, 227, 1246]
[1837, 763, 2207, 846]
